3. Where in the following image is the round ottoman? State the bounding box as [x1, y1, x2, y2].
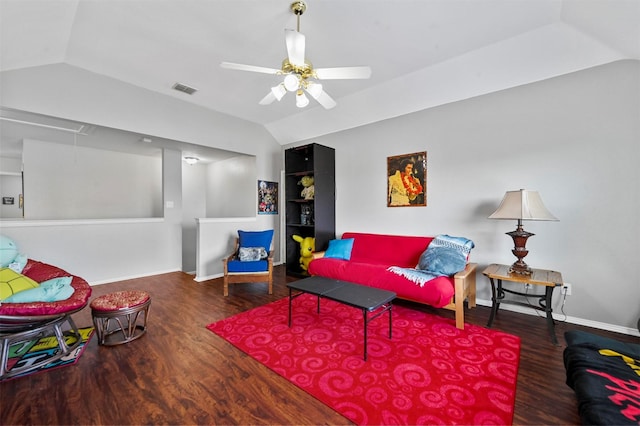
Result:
[90, 290, 151, 346]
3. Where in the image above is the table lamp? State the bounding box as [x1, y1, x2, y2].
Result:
[489, 189, 558, 275]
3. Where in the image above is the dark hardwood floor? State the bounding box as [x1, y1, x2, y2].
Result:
[1, 265, 638, 425]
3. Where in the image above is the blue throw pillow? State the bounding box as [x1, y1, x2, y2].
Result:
[324, 238, 355, 260]
[238, 230, 274, 251]
[417, 234, 474, 276]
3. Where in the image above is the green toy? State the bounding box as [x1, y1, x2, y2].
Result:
[298, 176, 314, 200]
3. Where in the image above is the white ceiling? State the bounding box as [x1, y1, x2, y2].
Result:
[1, 0, 638, 146]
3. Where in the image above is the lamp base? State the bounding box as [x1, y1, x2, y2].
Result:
[506, 225, 534, 276]
[508, 261, 532, 276]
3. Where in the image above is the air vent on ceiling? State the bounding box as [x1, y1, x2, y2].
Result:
[172, 82, 198, 95]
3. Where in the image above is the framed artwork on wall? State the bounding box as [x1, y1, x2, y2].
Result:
[387, 151, 427, 207]
[258, 180, 278, 214]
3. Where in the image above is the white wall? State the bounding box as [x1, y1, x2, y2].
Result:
[0, 148, 183, 283]
[182, 162, 207, 273]
[0, 174, 22, 219]
[206, 155, 256, 218]
[286, 60, 640, 334]
[0, 64, 282, 284]
[22, 139, 162, 219]
[181, 154, 259, 273]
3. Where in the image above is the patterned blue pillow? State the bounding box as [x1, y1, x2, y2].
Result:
[238, 247, 268, 261]
[417, 234, 474, 276]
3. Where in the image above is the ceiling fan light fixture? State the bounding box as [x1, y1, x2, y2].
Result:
[296, 90, 309, 108]
[271, 84, 286, 101]
[283, 74, 300, 92]
[220, 0, 371, 110]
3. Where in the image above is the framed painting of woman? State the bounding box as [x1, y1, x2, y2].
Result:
[387, 151, 427, 207]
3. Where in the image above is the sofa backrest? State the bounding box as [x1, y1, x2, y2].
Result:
[341, 232, 433, 268]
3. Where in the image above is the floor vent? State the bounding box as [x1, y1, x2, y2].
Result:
[172, 82, 198, 95]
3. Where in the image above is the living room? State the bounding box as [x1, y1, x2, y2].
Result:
[1, 1, 638, 337]
[1, 1, 639, 424]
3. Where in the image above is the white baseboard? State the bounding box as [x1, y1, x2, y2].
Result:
[194, 272, 223, 282]
[89, 268, 181, 286]
[476, 298, 640, 337]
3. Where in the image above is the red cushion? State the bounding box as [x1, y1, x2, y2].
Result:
[341, 232, 433, 267]
[0, 259, 92, 317]
[308, 258, 455, 308]
[90, 290, 150, 311]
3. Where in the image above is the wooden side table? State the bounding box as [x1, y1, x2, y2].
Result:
[482, 263, 563, 345]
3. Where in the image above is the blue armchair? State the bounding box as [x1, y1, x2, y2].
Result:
[222, 230, 274, 296]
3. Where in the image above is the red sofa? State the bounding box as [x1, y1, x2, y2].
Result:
[308, 232, 477, 329]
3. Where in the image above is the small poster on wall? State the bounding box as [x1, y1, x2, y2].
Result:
[387, 151, 427, 207]
[258, 180, 278, 214]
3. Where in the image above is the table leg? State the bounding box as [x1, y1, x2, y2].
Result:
[487, 277, 499, 327]
[543, 285, 559, 345]
[388, 303, 393, 339]
[363, 309, 368, 361]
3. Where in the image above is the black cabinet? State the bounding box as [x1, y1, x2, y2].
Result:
[285, 143, 335, 276]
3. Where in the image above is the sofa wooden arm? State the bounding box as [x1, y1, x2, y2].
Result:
[443, 262, 477, 330]
[311, 251, 325, 260]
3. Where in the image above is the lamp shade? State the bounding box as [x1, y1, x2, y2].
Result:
[270, 84, 286, 101]
[283, 74, 300, 92]
[488, 189, 558, 221]
[295, 90, 309, 108]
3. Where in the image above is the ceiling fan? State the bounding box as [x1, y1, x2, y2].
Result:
[220, 1, 371, 110]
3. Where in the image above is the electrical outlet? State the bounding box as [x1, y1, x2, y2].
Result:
[562, 283, 572, 296]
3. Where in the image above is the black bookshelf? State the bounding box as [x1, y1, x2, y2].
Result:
[284, 143, 335, 276]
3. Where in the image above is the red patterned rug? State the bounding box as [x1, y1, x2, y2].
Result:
[207, 294, 520, 425]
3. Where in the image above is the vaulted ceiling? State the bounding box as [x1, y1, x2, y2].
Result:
[1, 0, 638, 145]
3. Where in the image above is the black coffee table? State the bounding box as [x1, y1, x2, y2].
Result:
[287, 276, 396, 360]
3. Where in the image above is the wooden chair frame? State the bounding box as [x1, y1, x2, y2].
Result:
[222, 238, 274, 297]
[442, 262, 477, 329]
[391, 263, 477, 330]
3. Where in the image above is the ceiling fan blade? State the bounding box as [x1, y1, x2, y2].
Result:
[259, 91, 277, 105]
[305, 84, 337, 110]
[285, 29, 306, 67]
[220, 62, 280, 75]
[315, 66, 372, 80]
[314, 90, 337, 110]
